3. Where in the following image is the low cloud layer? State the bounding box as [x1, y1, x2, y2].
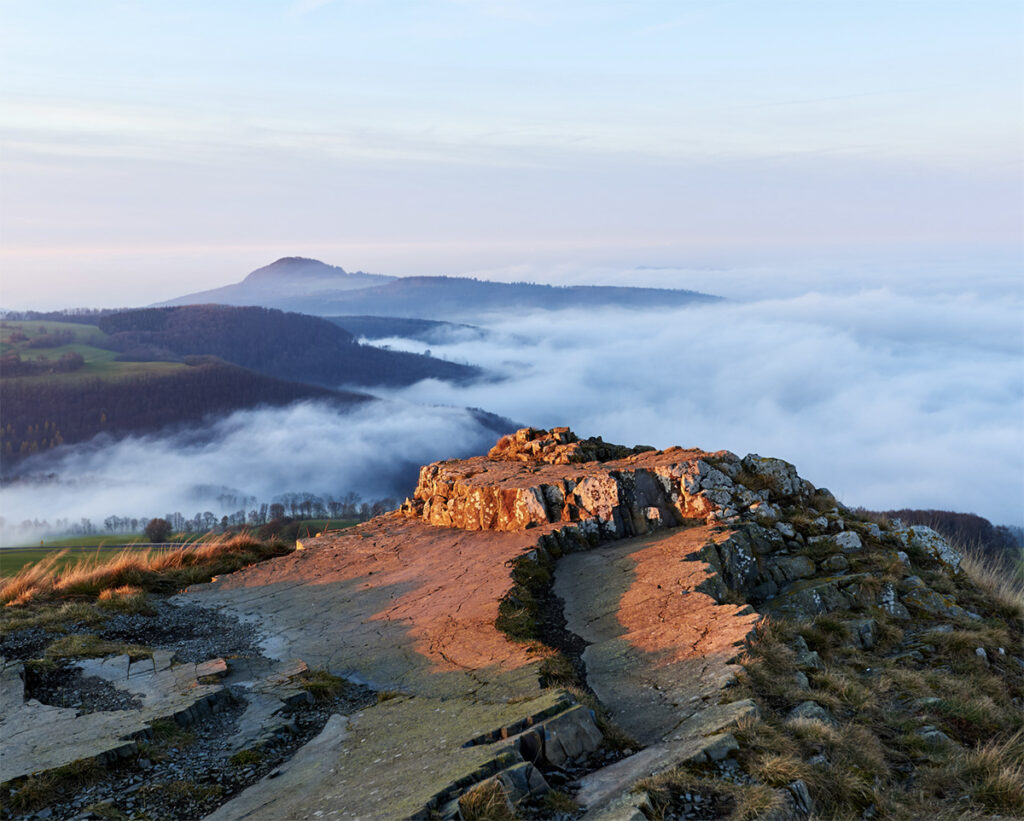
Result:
[0, 402, 504, 542]
[372, 289, 1023, 526]
[2, 283, 1020, 544]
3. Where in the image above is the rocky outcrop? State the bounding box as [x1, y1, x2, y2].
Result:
[487, 426, 655, 464]
[402, 427, 971, 628]
[14, 427, 1007, 821]
[402, 431, 808, 536]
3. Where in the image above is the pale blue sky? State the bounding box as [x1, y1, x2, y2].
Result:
[1, 0, 1021, 307]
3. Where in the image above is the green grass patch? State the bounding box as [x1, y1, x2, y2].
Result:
[6, 758, 106, 813]
[229, 748, 264, 766]
[0, 543, 173, 576]
[43, 633, 153, 661]
[297, 668, 351, 702]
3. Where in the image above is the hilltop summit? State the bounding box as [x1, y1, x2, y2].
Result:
[3, 428, 1020, 820]
[157, 257, 395, 308]
[241, 257, 353, 281]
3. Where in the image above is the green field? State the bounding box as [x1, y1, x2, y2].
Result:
[0, 520, 358, 577]
[0, 543, 181, 577]
[1, 319, 187, 383]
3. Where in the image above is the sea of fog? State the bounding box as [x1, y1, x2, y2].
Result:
[2, 264, 1022, 544]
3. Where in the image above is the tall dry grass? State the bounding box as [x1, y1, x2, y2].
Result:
[960, 548, 1024, 619]
[0, 533, 290, 606]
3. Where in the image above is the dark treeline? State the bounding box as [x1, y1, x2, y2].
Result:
[0, 491, 398, 543]
[1, 351, 84, 377]
[97, 305, 479, 387]
[0, 309, 111, 324]
[276, 274, 723, 319]
[0, 360, 370, 467]
[25, 330, 76, 348]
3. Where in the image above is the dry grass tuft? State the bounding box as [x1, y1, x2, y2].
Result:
[0, 533, 291, 606]
[750, 752, 812, 786]
[639, 768, 785, 821]
[921, 730, 1024, 813]
[960, 549, 1024, 618]
[458, 779, 516, 821]
[297, 668, 350, 703]
[97, 585, 151, 614]
[542, 789, 578, 813]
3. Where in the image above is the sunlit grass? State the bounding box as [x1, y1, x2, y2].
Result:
[0, 533, 291, 606]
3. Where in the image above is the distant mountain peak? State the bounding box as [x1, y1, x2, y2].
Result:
[243, 257, 349, 282]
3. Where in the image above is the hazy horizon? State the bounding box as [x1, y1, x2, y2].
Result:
[2, 1, 1021, 308]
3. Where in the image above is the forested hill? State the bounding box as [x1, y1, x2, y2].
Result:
[1, 359, 370, 467]
[98, 305, 480, 388]
[309, 277, 722, 319]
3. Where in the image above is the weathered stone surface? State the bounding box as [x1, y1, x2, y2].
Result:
[487, 426, 653, 465]
[739, 454, 802, 498]
[788, 779, 814, 817]
[204, 693, 565, 821]
[879, 582, 911, 620]
[770, 575, 867, 618]
[700, 732, 739, 761]
[787, 700, 834, 725]
[790, 636, 825, 671]
[850, 618, 878, 650]
[896, 525, 963, 571]
[183, 515, 551, 700]
[404, 430, 767, 534]
[556, 527, 758, 747]
[899, 575, 970, 620]
[820, 554, 849, 573]
[771, 555, 817, 583]
[1, 651, 228, 784]
[575, 700, 758, 814]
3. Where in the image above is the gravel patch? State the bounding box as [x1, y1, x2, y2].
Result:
[98, 599, 262, 664]
[0, 627, 51, 661]
[24, 664, 143, 714]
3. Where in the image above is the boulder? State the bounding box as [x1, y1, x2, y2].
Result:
[787, 701, 834, 725]
[740, 454, 802, 498]
[770, 555, 817, 583]
[896, 526, 962, 571]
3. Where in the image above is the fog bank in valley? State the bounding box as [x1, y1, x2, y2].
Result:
[2, 278, 1020, 544]
[0, 402, 506, 543]
[372, 288, 1023, 527]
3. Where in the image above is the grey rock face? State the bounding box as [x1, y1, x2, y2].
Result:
[740, 454, 802, 498]
[879, 583, 911, 620]
[896, 525, 963, 571]
[787, 700, 833, 725]
[791, 637, 825, 671]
